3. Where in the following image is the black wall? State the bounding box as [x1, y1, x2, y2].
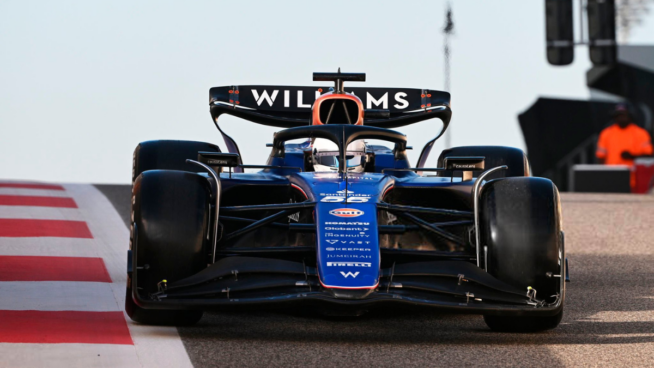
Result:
[519, 98, 616, 190]
[520, 57, 654, 191]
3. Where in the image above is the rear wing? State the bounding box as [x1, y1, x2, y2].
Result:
[210, 85, 451, 128]
[209, 84, 452, 171]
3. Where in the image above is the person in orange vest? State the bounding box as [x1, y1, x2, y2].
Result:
[596, 104, 653, 166]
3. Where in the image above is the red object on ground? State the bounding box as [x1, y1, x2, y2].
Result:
[633, 158, 654, 194]
[0, 311, 133, 345]
[0, 256, 111, 282]
[0, 183, 65, 190]
[0, 219, 92, 238]
[0, 195, 77, 208]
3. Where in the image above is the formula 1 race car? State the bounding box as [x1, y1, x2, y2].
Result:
[125, 71, 568, 332]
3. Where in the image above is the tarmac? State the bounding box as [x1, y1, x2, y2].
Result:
[95, 185, 654, 368]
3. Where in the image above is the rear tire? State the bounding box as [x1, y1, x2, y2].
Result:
[125, 170, 210, 326]
[479, 177, 564, 332]
[132, 140, 220, 182]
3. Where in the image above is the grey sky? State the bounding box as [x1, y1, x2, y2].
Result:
[1, 1, 653, 183]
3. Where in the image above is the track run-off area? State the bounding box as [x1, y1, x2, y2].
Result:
[1, 181, 653, 367]
[0, 182, 192, 367]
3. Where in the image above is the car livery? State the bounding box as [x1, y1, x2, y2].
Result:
[126, 71, 568, 333]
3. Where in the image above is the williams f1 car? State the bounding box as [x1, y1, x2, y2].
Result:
[125, 71, 568, 332]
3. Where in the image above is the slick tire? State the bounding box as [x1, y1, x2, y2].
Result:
[125, 170, 211, 326]
[132, 140, 221, 182]
[479, 177, 565, 332]
[437, 146, 530, 180]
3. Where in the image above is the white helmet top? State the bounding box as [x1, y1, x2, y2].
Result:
[312, 138, 366, 173]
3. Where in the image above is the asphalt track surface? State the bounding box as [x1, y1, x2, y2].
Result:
[97, 185, 654, 368]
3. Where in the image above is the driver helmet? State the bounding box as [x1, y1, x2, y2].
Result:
[312, 138, 366, 172]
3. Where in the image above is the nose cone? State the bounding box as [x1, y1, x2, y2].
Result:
[315, 201, 380, 293]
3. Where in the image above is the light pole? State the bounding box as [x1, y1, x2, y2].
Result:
[443, 3, 454, 149]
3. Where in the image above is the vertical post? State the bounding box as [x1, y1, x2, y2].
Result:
[579, 0, 585, 44]
[443, 3, 455, 150]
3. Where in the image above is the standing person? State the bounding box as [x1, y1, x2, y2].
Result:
[596, 104, 653, 166]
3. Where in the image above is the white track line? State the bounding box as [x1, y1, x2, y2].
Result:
[63, 184, 193, 368]
[0, 238, 99, 257]
[0, 343, 141, 368]
[0, 206, 84, 220]
[0, 188, 70, 197]
[0, 282, 119, 311]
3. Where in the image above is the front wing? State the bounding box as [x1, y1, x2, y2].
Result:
[131, 255, 564, 317]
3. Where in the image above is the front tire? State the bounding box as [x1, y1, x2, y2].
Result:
[479, 177, 565, 332]
[126, 170, 210, 325]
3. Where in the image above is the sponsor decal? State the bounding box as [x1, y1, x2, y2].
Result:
[245, 88, 413, 111]
[208, 159, 229, 165]
[325, 233, 370, 238]
[325, 222, 370, 226]
[313, 174, 376, 180]
[327, 262, 371, 267]
[329, 208, 364, 218]
[325, 247, 371, 252]
[313, 173, 340, 179]
[321, 196, 369, 203]
[340, 271, 360, 278]
[327, 254, 372, 259]
[348, 176, 376, 181]
[324, 227, 369, 231]
[317, 198, 378, 288]
[320, 189, 372, 203]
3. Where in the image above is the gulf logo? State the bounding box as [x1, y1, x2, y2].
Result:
[329, 208, 364, 218]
